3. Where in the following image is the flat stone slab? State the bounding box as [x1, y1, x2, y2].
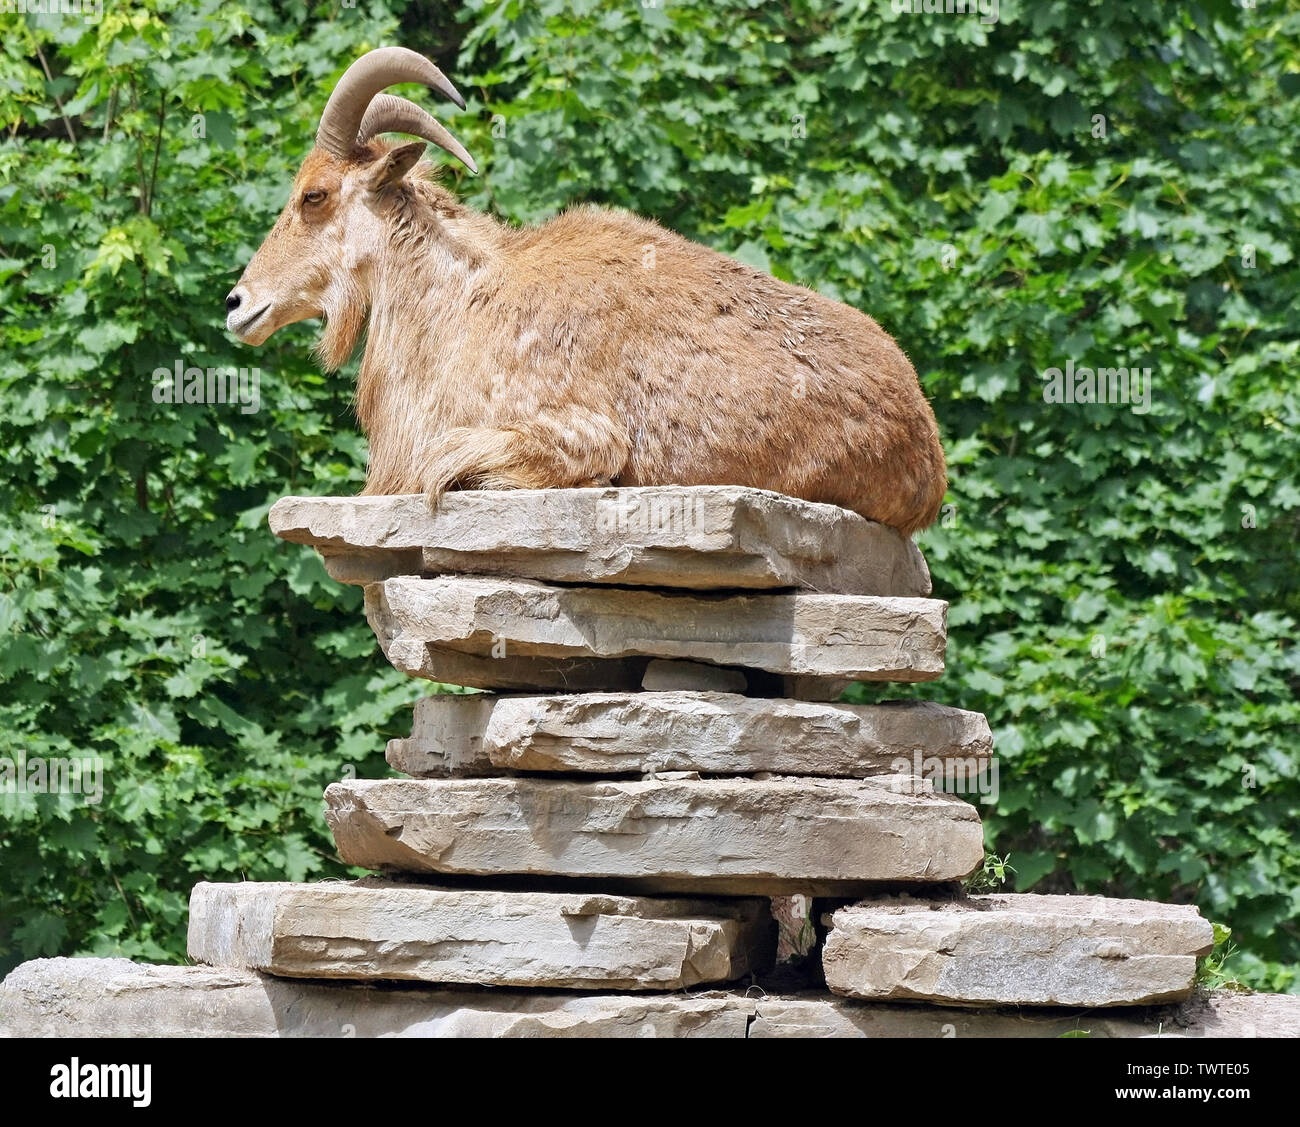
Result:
[268, 487, 932, 595]
[187, 880, 772, 991]
[744, 991, 1300, 1039]
[386, 692, 993, 778]
[370, 647, 846, 698]
[822, 894, 1216, 1007]
[366, 576, 947, 690]
[323, 777, 984, 895]
[641, 659, 749, 694]
[5, 958, 1296, 1038]
[374, 645, 649, 694]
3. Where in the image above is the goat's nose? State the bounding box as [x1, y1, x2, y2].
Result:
[225, 290, 242, 313]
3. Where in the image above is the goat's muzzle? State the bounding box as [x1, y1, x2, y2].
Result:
[225, 285, 273, 343]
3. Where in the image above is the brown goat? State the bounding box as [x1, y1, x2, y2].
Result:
[226, 48, 947, 535]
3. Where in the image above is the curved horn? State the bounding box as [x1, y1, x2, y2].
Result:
[358, 94, 478, 175]
[316, 46, 466, 158]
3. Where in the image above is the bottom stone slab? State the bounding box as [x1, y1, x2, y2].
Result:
[187, 880, 773, 991]
[3, 958, 1296, 1039]
[822, 894, 1216, 1008]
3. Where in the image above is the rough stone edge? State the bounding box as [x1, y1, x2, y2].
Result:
[322, 776, 986, 894]
[2, 958, 1296, 1038]
[821, 894, 1216, 1008]
[185, 880, 775, 991]
[386, 692, 994, 779]
[267, 488, 932, 597]
[366, 576, 948, 685]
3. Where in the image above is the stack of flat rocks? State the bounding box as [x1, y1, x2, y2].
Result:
[2, 486, 1264, 1038]
[194, 486, 997, 996]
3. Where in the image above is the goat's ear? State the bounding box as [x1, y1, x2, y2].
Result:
[365, 142, 427, 194]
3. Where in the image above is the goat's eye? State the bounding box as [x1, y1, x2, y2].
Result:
[303, 189, 327, 205]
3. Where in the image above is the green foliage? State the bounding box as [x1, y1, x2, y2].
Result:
[2, 0, 1297, 989]
[0, 0, 423, 972]
[964, 852, 1017, 894]
[1198, 921, 1248, 991]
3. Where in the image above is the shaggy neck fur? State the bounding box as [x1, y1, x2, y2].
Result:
[315, 173, 503, 424]
[325, 172, 505, 493]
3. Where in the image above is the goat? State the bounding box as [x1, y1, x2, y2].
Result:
[226, 48, 947, 535]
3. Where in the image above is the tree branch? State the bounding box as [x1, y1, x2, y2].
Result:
[145, 90, 165, 217]
[33, 41, 78, 145]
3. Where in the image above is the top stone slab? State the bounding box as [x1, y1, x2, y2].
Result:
[268, 487, 931, 596]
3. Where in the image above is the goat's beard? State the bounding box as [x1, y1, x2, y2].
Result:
[313, 278, 368, 372]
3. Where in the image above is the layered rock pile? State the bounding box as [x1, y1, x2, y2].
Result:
[3, 486, 1280, 1038]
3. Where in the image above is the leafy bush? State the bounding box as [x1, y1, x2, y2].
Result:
[2, 0, 1296, 989]
[0, 0, 420, 971]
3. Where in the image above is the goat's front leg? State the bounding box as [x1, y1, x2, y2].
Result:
[418, 406, 632, 509]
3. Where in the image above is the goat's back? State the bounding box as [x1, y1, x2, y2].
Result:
[491, 205, 946, 534]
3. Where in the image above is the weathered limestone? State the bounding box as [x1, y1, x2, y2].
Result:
[323, 776, 984, 895]
[386, 692, 501, 777]
[641, 659, 749, 694]
[268, 487, 932, 595]
[744, 991, 1300, 1040]
[370, 649, 847, 697]
[822, 894, 1216, 1007]
[6, 958, 1297, 1038]
[386, 692, 993, 779]
[0, 958, 750, 1038]
[5, 489, 1252, 1039]
[366, 575, 947, 690]
[187, 880, 772, 990]
[377, 647, 648, 694]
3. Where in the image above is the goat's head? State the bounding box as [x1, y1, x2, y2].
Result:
[225, 47, 476, 362]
